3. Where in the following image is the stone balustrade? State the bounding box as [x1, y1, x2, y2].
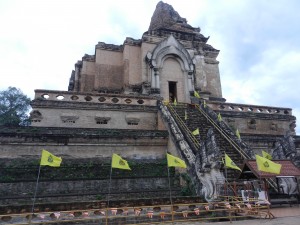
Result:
[34, 90, 158, 106]
[209, 102, 292, 116]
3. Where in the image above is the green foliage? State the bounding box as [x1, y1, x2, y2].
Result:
[0, 87, 31, 126]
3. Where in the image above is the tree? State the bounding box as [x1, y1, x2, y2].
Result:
[0, 87, 31, 126]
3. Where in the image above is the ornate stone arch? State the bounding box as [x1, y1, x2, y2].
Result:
[148, 34, 194, 71]
[146, 35, 195, 102]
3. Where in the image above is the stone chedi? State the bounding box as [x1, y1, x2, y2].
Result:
[1, 1, 299, 204]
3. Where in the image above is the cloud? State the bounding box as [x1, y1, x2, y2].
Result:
[0, 0, 299, 134]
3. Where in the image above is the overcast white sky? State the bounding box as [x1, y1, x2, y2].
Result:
[0, 0, 299, 134]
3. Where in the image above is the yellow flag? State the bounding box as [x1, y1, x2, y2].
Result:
[255, 154, 281, 174]
[262, 150, 272, 160]
[203, 100, 207, 108]
[112, 153, 131, 170]
[236, 129, 241, 139]
[217, 113, 222, 122]
[225, 153, 241, 171]
[40, 150, 62, 167]
[173, 98, 177, 106]
[194, 91, 200, 98]
[167, 153, 187, 168]
[192, 128, 199, 136]
[184, 110, 188, 120]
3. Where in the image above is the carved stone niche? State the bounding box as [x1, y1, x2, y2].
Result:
[125, 116, 140, 125]
[30, 110, 43, 122]
[270, 122, 278, 131]
[60, 113, 79, 124]
[95, 115, 111, 125]
[248, 119, 256, 130]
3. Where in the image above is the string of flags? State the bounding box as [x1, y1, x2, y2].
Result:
[39, 150, 187, 170]
[223, 151, 281, 175]
[39, 148, 282, 181]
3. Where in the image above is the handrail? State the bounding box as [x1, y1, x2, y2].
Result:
[163, 101, 277, 192]
[165, 101, 250, 160]
[164, 102, 238, 195]
[164, 102, 201, 149]
[195, 104, 251, 159]
[194, 104, 278, 190]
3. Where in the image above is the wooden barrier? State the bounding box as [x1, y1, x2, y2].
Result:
[0, 199, 274, 225]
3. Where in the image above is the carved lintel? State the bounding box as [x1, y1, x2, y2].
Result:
[60, 113, 79, 123]
[30, 110, 43, 120]
[95, 116, 111, 123]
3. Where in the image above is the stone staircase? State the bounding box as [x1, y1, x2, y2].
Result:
[166, 102, 253, 182]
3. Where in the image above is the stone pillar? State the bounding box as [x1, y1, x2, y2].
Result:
[74, 62, 82, 91]
[154, 68, 160, 89]
[151, 68, 156, 88]
[188, 71, 193, 92]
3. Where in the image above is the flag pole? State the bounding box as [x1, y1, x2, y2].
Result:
[106, 161, 113, 225]
[29, 164, 42, 224]
[223, 152, 229, 198]
[166, 163, 175, 225]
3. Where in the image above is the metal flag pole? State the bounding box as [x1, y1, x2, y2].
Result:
[29, 164, 42, 225]
[223, 152, 228, 198]
[166, 151, 175, 225]
[167, 163, 175, 225]
[106, 159, 113, 225]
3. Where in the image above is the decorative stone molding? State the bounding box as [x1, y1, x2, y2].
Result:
[149, 35, 194, 72]
[95, 116, 111, 124]
[30, 110, 43, 120]
[125, 116, 140, 124]
[60, 113, 79, 123]
[30, 110, 43, 123]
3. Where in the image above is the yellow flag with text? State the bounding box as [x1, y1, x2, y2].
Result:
[192, 128, 199, 136]
[194, 91, 200, 98]
[112, 153, 131, 170]
[236, 129, 241, 139]
[217, 113, 222, 122]
[167, 153, 187, 168]
[184, 110, 188, 120]
[40, 150, 62, 167]
[255, 154, 281, 174]
[225, 153, 241, 171]
[262, 150, 272, 160]
[173, 98, 177, 106]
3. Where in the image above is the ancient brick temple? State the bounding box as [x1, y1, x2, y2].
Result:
[1, 1, 299, 206]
